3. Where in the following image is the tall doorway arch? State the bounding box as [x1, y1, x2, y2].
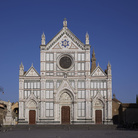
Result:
[59, 90, 74, 124]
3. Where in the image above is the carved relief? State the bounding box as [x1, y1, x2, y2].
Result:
[28, 100, 36, 108]
[95, 100, 103, 107]
[60, 92, 71, 101]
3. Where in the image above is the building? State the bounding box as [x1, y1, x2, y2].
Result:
[19, 19, 112, 125]
[119, 103, 138, 124]
[112, 94, 121, 124]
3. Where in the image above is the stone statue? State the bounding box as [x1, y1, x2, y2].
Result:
[7, 101, 12, 113]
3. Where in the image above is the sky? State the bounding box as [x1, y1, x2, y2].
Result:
[0, 0, 138, 103]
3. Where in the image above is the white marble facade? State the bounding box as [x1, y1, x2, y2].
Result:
[19, 19, 112, 125]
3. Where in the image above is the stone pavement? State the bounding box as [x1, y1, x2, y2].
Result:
[0, 125, 138, 138]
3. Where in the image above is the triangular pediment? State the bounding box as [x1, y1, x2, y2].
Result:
[91, 66, 106, 77]
[57, 80, 74, 92]
[24, 66, 40, 77]
[46, 28, 85, 50]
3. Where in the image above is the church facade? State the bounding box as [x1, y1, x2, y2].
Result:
[19, 19, 112, 125]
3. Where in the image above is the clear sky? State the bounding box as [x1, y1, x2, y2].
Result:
[0, 0, 138, 103]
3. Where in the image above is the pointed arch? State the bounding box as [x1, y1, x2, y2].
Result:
[26, 99, 37, 109]
[57, 89, 74, 101]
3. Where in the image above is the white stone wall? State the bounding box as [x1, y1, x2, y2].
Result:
[19, 22, 112, 125]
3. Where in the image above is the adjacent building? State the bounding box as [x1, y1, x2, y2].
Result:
[19, 19, 112, 125]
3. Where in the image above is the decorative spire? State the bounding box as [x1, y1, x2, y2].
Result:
[31, 63, 33, 67]
[63, 18, 67, 27]
[19, 62, 24, 76]
[107, 61, 111, 76]
[20, 62, 24, 69]
[108, 61, 111, 67]
[91, 48, 96, 73]
[41, 32, 45, 45]
[92, 48, 95, 57]
[85, 32, 89, 45]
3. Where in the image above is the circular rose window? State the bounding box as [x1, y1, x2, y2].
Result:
[59, 56, 72, 69]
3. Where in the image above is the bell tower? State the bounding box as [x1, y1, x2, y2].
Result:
[91, 48, 96, 73]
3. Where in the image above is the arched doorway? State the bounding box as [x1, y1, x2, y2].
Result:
[94, 99, 104, 124]
[59, 91, 74, 124]
[27, 100, 37, 125]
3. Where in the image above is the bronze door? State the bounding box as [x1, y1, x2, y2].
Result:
[95, 110, 102, 124]
[61, 106, 70, 124]
[29, 110, 36, 125]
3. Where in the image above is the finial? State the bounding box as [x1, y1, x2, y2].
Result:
[31, 63, 33, 67]
[63, 18, 67, 27]
[20, 62, 24, 68]
[92, 48, 95, 56]
[108, 61, 111, 67]
[85, 32, 89, 44]
[41, 32, 45, 45]
[98, 63, 99, 67]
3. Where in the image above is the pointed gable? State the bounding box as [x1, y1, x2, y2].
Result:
[46, 27, 85, 50]
[24, 66, 40, 77]
[57, 80, 74, 92]
[91, 66, 106, 77]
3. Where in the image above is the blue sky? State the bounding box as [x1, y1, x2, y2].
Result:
[0, 0, 138, 103]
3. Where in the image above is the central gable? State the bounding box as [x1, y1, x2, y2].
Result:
[46, 28, 85, 51]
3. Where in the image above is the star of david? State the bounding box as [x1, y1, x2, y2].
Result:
[61, 39, 69, 48]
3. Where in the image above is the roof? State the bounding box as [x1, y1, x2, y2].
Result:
[112, 98, 122, 103]
[121, 103, 138, 108]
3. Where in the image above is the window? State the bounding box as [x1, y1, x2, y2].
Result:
[78, 63, 85, 71]
[46, 81, 54, 89]
[46, 102, 54, 117]
[78, 53, 85, 61]
[24, 90, 31, 99]
[90, 82, 93, 89]
[78, 91, 85, 99]
[78, 81, 85, 89]
[24, 82, 27, 89]
[46, 53, 54, 61]
[104, 82, 106, 88]
[46, 63, 54, 71]
[24, 81, 40, 89]
[78, 102, 85, 117]
[46, 91, 53, 99]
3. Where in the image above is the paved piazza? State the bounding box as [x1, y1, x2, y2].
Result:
[0, 126, 138, 138]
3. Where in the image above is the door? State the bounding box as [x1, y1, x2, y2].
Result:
[29, 110, 36, 125]
[61, 106, 70, 124]
[95, 110, 102, 124]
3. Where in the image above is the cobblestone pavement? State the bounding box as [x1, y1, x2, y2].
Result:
[0, 125, 138, 138]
